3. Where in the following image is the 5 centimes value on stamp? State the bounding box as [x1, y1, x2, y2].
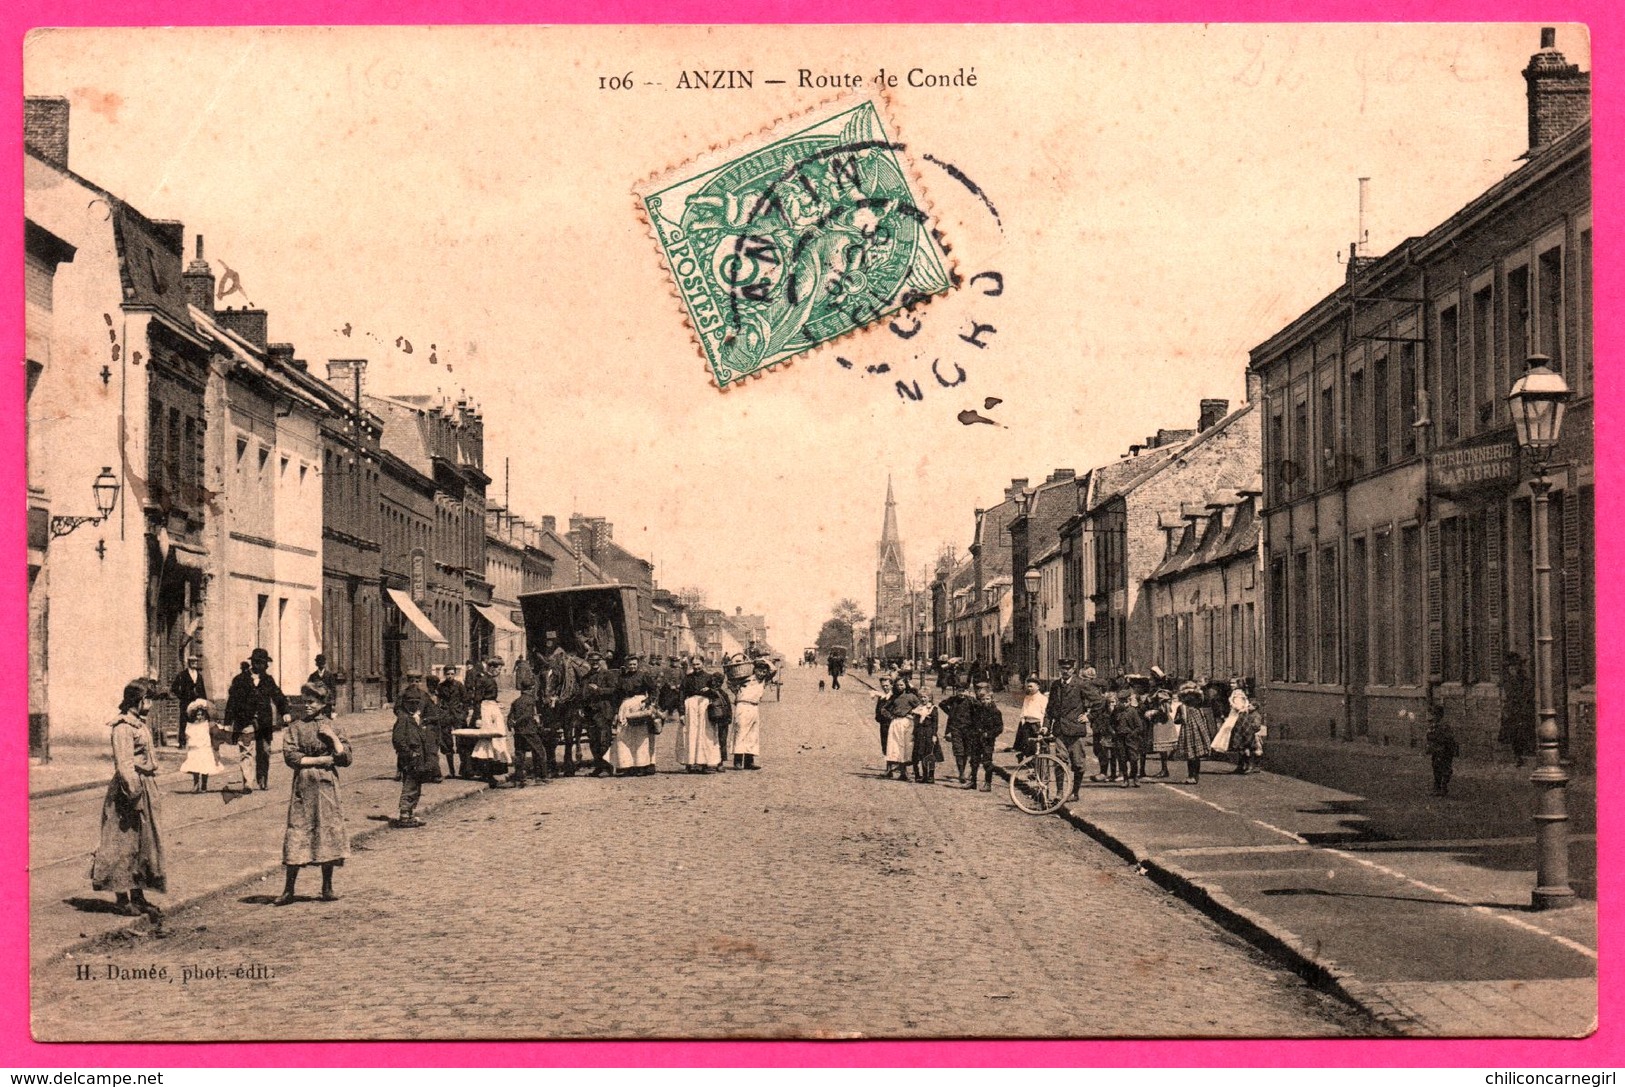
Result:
[637, 97, 954, 389]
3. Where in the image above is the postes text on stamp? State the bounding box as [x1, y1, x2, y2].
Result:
[638, 98, 953, 389]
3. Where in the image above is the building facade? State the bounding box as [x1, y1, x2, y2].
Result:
[1251, 31, 1592, 759]
[1007, 469, 1079, 679]
[1144, 484, 1264, 682]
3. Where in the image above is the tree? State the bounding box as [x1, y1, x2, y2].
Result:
[832, 598, 867, 626]
[816, 618, 853, 656]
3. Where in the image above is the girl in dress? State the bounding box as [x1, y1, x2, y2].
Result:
[274, 684, 351, 905]
[178, 698, 224, 792]
[91, 679, 166, 917]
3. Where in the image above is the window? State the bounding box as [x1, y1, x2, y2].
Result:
[1347, 366, 1366, 475]
[1373, 529, 1394, 686]
[1438, 305, 1460, 443]
[1319, 380, 1336, 486]
[1537, 247, 1564, 373]
[1440, 513, 1492, 685]
[1291, 387, 1310, 499]
[1399, 525, 1422, 685]
[237, 437, 248, 463]
[1506, 265, 1531, 374]
[1270, 554, 1288, 682]
[1578, 485, 1595, 686]
[1318, 546, 1339, 684]
[1244, 602, 1256, 679]
[1350, 535, 1369, 690]
[1439, 518, 1462, 681]
[1292, 550, 1311, 682]
[1267, 395, 1287, 506]
[1580, 229, 1593, 392]
[1399, 343, 1418, 458]
[1373, 354, 1390, 468]
[166, 408, 181, 502]
[1473, 285, 1497, 426]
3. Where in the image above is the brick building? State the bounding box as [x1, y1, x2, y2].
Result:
[1007, 469, 1079, 679]
[1144, 481, 1264, 682]
[969, 483, 1023, 669]
[1250, 29, 1592, 759]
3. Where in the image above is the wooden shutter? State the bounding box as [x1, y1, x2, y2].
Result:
[1562, 481, 1583, 685]
[1426, 520, 1442, 682]
[1484, 506, 1503, 681]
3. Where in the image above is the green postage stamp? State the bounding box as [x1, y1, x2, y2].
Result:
[637, 98, 954, 389]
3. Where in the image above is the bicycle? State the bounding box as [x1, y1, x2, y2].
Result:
[1008, 721, 1076, 815]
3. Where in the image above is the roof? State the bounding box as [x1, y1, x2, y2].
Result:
[1147, 495, 1261, 583]
[1086, 445, 1179, 510]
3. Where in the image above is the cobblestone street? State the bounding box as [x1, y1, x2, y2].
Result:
[33, 668, 1363, 1041]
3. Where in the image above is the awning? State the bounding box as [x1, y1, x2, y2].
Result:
[386, 587, 449, 647]
[471, 602, 523, 635]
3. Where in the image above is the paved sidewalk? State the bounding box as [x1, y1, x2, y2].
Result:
[29, 708, 511, 971]
[987, 699, 1596, 1037]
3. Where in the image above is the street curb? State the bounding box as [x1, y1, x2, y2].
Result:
[29, 721, 398, 801]
[47, 771, 495, 965]
[993, 763, 1400, 1036]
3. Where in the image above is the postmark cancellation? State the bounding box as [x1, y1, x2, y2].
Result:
[636, 97, 954, 390]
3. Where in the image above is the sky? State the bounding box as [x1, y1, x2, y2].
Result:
[23, 23, 1588, 651]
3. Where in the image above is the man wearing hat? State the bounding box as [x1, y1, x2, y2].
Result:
[391, 681, 436, 827]
[434, 665, 469, 777]
[223, 648, 290, 791]
[169, 651, 207, 749]
[507, 669, 552, 787]
[580, 652, 619, 777]
[308, 654, 340, 715]
[1045, 659, 1092, 797]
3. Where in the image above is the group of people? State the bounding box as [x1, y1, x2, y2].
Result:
[92, 652, 353, 917]
[387, 639, 780, 827]
[867, 669, 1006, 789]
[1017, 660, 1264, 798]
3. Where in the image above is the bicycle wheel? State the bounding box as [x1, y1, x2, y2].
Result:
[1008, 752, 1074, 815]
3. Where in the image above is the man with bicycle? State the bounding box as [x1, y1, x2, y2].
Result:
[1044, 659, 1092, 802]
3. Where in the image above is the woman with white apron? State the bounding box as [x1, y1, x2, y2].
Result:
[728, 659, 771, 771]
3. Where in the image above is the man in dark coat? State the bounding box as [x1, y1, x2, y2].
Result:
[391, 679, 436, 827]
[1499, 653, 1537, 766]
[169, 652, 206, 749]
[939, 681, 978, 783]
[507, 674, 552, 786]
[965, 682, 1005, 791]
[541, 640, 584, 774]
[826, 652, 844, 690]
[437, 665, 471, 778]
[224, 647, 289, 791]
[1045, 659, 1091, 797]
[580, 653, 619, 777]
[307, 654, 340, 714]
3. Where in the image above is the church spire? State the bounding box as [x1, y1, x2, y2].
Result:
[881, 474, 900, 547]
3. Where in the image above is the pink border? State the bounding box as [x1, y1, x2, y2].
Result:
[6, 0, 1617, 1068]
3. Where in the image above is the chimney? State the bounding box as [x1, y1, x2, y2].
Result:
[1005, 478, 1030, 502]
[1245, 370, 1264, 404]
[1524, 27, 1590, 154]
[215, 307, 269, 350]
[267, 343, 296, 372]
[541, 515, 557, 534]
[1046, 468, 1076, 484]
[327, 359, 367, 401]
[24, 97, 70, 171]
[1199, 398, 1230, 431]
[183, 235, 216, 317]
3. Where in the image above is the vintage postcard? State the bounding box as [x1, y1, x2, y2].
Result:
[24, 24, 1595, 1042]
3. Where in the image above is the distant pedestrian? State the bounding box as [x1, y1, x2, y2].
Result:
[1171, 681, 1215, 783]
[273, 684, 350, 905]
[179, 699, 223, 792]
[1425, 704, 1459, 797]
[224, 648, 289, 792]
[909, 696, 941, 784]
[1111, 688, 1145, 788]
[1499, 653, 1537, 767]
[169, 653, 207, 748]
[1224, 682, 1262, 774]
[91, 679, 166, 918]
[965, 682, 1004, 791]
[513, 654, 535, 694]
[827, 652, 844, 691]
[391, 682, 436, 827]
[308, 654, 339, 714]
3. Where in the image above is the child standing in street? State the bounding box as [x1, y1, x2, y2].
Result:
[1425, 703, 1459, 797]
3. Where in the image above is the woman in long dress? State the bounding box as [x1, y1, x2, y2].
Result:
[1146, 690, 1180, 779]
[678, 658, 722, 772]
[728, 660, 772, 771]
[1171, 682, 1215, 784]
[882, 678, 919, 780]
[469, 692, 514, 786]
[91, 679, 167, 917]
[178, 698, 224, 791]
[274, 684, 350, 905]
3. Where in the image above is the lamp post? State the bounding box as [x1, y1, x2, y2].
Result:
[1024, 567, 1042, 682]
[50, 467, 121, 538]
[1506, 354, 1575, 910]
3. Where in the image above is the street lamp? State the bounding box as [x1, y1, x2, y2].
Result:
[50, 467, 121, 539]
[1506, 353, 1574, 911]
[1023, 566, 1042, 681]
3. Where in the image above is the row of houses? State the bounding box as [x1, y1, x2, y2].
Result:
[900, 29, 1594, 760]
[23, 97, 762, 757]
